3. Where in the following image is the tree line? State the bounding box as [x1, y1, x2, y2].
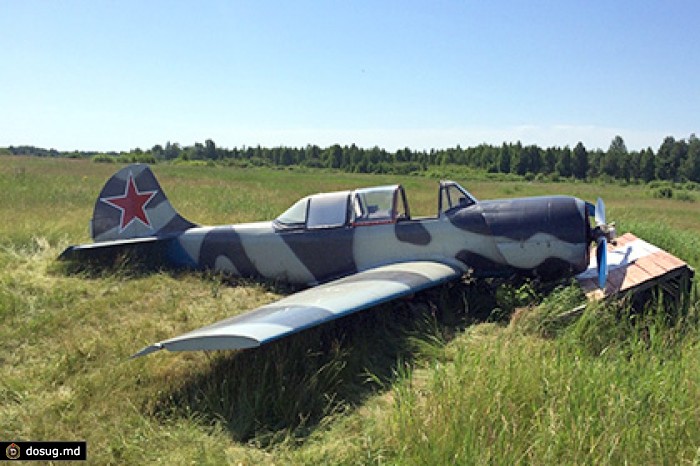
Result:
[3, 134, 699, 183]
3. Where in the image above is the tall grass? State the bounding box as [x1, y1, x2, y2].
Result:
[147, 295, 449, 445]
[385, 298, 700, 465]
[2, 156, 699, 464]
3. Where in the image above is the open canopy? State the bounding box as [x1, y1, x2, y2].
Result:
[274, 181, 477, 230]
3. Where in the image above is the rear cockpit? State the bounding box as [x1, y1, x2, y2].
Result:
[352, 185, 409, 225]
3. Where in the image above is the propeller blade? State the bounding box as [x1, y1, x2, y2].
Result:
[595, 197, 606, 226]
[596, 236, 608, 289]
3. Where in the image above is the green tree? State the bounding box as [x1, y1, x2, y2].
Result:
[205, 139, 217, 160]
[628, 150, 642, 180]
[323, 144, 343, 169]
[571, 142, 589, 179]
[151, 144, 164, 159]
[555, 146, 572, 178]
[191, 142, 205, 160]
[640, 147, 656, 182]
[303, 144, 322, 167]
[513, 146, 529, 175]
[543, 147, 557, 174]
[280, 148, 293, 166]
[680, 134, 700, 182]
[476, 146, 495, 172]
[163, 142, 181, 160]
[368, 146, 383, 165]
[655, 136, 676, 180]
[497, 143, 511, 173]
[528, 145, 543, 174]
[670, 139, 688, 180]
[603, 135, 627, 178]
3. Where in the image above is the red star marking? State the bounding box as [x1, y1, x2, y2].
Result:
[101, 172, 158, 232]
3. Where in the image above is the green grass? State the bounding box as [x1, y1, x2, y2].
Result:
[387, 318, 700, 465]
[1, 156, 699, 464]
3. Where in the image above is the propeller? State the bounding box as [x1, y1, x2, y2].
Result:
[595, 197, 606, 228]
[592, 197, 614, 289]
[596, 236, 608, 289]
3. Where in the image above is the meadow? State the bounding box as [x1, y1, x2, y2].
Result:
[1, 155, 699, 464]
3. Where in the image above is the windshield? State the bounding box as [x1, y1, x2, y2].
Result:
[440, 182, 476, 214]
[276, 197, 308, 225]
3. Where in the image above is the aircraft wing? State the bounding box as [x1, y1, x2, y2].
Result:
[133, 261, 464, 357]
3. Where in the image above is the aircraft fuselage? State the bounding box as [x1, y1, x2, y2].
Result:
[165, 195, 590, 286]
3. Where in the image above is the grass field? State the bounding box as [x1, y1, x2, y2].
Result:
[2, 156, 700, 464]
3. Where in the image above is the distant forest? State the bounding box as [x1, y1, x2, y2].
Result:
[3, 134, 699, 183]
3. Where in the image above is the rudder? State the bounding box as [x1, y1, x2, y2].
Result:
[91, 164, 196, 241]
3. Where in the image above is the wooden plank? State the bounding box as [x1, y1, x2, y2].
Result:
[634, 254, 670, 276]
[658, 252, 687, 270]
[576, 232, 692, 302]
[619, 266, 651, 291]
[653, 252, 686, 272]
[613, 233, 637, 248]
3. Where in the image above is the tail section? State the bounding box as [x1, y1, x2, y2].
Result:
[91, 164, 196, 241]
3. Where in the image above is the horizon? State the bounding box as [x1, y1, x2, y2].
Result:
[2, 132, 694, 155]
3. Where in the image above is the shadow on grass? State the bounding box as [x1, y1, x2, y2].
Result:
[54, 242, 175, 279]
[57, 255, 555, 445]
[145, 281, 501, 446]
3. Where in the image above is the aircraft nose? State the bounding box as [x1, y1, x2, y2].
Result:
[482, 196, 588, 244]
[576, 198, 594, 240]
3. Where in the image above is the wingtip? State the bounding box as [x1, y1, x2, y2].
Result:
[57, 245, 77, 261]
[131, 343, 163, 359]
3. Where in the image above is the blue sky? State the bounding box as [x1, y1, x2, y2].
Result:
[1, 1, 697, 152]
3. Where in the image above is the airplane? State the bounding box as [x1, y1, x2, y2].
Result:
[59, 164, 616, 357]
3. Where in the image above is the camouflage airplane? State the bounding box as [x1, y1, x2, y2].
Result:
[60, 164, 616, 357]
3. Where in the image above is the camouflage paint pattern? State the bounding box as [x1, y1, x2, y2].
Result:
[66, 164, 592, 285]
[59, 164, 598, 355]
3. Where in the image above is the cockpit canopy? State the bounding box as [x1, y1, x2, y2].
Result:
[274, 181, 476, 230]
[439, 180, 476, 213]
[275, 190, 351, 229]
[352, 185, 409, 225]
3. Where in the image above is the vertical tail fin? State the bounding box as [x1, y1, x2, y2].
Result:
[91, 164, 196, 241]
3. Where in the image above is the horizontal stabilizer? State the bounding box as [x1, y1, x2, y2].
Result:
[59, 236, 171, 266]
[133, 260, 464, 357]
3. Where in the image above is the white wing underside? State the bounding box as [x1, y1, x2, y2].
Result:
[133, 261, 464, 357]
